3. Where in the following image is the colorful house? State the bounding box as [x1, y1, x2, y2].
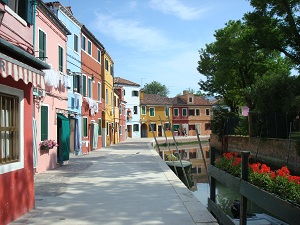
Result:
[140, 91, 173, 138]
[0, 1, 50, 224]
[114, 77, 141, 139]
[34, 0, 71, 172]
[171, 91, 212, 136]
[114, 86, 126, 142]
[102, 51, 115, 146]
[80, 25, 105, 153]
[45, 2, 83, 156]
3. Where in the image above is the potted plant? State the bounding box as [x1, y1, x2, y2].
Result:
[39, 139, 58, 150]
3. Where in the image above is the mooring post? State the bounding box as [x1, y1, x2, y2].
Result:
[240, 151, 250, 225]
[210, 146, 216, 202]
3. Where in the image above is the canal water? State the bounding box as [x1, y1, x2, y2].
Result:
[159, 144, 270, 218]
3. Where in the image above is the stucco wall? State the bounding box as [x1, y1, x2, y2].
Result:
[0, 78, 34, 225]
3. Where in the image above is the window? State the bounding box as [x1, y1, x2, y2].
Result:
[82, 35, 86, 51]
[88, 78, 92, 98]
[106, 122, 109, 135]
[165, 107, 170, 117]
[133, 106, 138, 114]
[4, 0, 33, 24]
[133, 124, 139, 132]
[141, 106, 146, 115]
[41, 105, 48, 141]
[82, 75, 87, 97]
[97, 83, 101, 101]
[206, 108, 210, 116]
[73, 74, 81, 93]
[164, 123, 170, 130]
[189, 97, 193, 103]
[105, 59, 109, 71]
[119, 125, 122, 135]
[189, 109, 195, 116]
[205, 123, 211, 130]
[74, 34, 78, 52]
[83, 117, 88, 137]
[196, 109, 200, 116]
[149, 123, 156, 132]
[106, 89, 108, 105]
[110, 65, 114, 76]
[173, 108, 179, 117]
[132, 90, 139, 97]
[149, 107, 155, 117]
[87, 40, 92, 55]
[182, 108, 187, 117]
[97, 49, 101, 63]
[38, 29, 46, 61]
[0, 85, 24, 174]
[58, 45, 63, 72]
[98, 119, 101, 135]
[173, 124, 180, 132]
[123, 90, 125, 96]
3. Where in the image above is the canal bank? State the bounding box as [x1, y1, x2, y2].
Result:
[10, 138, 217, 225]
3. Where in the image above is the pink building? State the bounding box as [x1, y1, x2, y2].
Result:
[34, 1, 71, 173]
[0, 1, 50, 224]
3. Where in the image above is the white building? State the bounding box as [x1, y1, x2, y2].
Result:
[114, 77, 141, 138]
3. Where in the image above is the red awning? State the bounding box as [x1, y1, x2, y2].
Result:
[0, 52, 45, 89]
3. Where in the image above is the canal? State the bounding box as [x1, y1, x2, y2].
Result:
[159, 144, 272, 219]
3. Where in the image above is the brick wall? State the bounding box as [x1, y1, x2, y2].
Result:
[210, 134, 300, 172]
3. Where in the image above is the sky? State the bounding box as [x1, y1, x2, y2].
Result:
[56, 0, 253, 97]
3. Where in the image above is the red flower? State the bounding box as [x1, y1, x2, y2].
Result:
[276, 166, 290, 177]
[232, 157, 242, 166]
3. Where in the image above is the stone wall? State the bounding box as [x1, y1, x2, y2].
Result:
[210, 134, 300, 172]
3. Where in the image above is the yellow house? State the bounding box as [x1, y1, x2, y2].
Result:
[140, 91, 173, 138]
[101, 51, 115, 146]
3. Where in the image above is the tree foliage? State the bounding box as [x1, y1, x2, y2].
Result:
[245, 0, 300, 68]
[197, 20, 292, 114]
[143, 81, 169, 97]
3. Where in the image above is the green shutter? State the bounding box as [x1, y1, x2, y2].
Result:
[26, 0, 33, 24]
[58, 46, 63, 72]
[2, 0, 8, 4]
[82, 75, 86, 96]
[41, 106, 48, 141]
[98, 119, 101, 135]
[83, 118, 87, 137]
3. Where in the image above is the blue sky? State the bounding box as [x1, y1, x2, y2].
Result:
[57, 0, 253, 97]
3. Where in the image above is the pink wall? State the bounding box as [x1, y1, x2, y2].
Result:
[34, 7, 68, 173]
[0, 76, 35, 225]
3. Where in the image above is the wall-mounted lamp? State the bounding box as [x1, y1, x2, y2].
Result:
[91, 74, 95, 83]
[0, 9, 6, 26]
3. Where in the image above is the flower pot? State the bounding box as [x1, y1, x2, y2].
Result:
[40, 146, 50, 150]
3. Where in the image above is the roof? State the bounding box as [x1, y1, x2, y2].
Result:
[170, 95, 212, 106]
[141, 94, 173, 106]
[114, 77, 140, 87]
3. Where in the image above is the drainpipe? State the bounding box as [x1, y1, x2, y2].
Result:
[32, 0, 37, 53]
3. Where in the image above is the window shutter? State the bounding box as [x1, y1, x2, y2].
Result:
[98, 119, 101, 135]
[2, 0, 8, 5]
[41, 106, 48, 141]
[26, 0, 33, 24]
[82, 75, 86, 96]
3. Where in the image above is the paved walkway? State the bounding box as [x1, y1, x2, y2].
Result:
[10, 138, 217, 225]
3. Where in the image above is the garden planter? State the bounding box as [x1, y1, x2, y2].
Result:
[208, 164, 300, 225]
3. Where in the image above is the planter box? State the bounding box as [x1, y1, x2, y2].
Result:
[208, 164, 240, 192]
[240, 180, 300, 225]
[208, 165, 300, 225]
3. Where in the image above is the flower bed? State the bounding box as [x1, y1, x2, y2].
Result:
[215, 152, 300, 206]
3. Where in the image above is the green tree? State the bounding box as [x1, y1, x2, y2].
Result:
[197, 20, 292, 114]
[245, 0, 300, 68]
[143, 81, 169, 97]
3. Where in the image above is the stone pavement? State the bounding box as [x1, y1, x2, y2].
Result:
[10, 138, 218, 225]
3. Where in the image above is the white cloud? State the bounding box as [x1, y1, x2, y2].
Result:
[149, 0, 209, 20]
[93, 13, 169, 52]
